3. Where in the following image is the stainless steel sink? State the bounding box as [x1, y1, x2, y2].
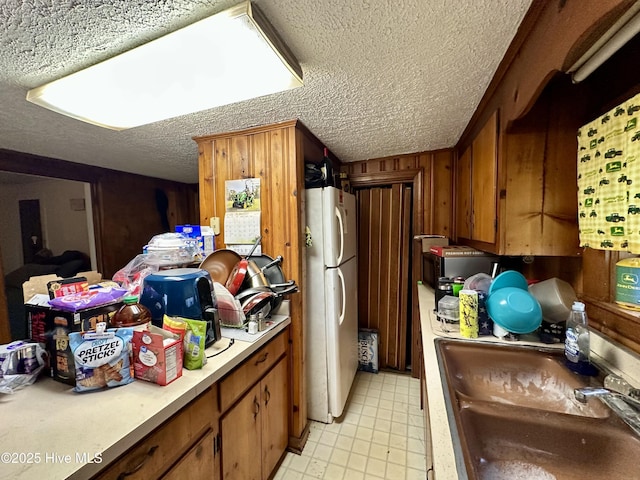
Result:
[436, 338, 640, 479]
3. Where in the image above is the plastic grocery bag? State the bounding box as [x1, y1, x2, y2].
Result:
[112, 254, 159, 297]
[0, 341, 47, 394]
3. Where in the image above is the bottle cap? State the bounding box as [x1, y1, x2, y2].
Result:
[123, 295, 139, 304]
[572, 301, 585, 312]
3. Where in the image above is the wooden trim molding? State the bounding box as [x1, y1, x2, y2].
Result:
[582, 296, 640, 354]
[349, 169, 422, 188]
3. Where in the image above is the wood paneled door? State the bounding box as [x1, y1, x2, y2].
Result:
[356, 184, 412, 371]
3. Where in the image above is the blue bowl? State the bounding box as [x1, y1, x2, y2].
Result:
[488, 270, 529, 296]
[486, 286, 542, 334]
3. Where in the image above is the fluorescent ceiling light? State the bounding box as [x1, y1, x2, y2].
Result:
[26, 1, 303, 130]
[568, 3, 640, 83]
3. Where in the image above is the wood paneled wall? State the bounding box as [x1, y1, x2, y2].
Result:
[357, 184, 411, 370]
[0, 149, 198, 278]
[0, 243, 9, 344]
[345, 149, 454, 238]
[0, 149, 197, 342]
[195, 120, 310, 449]
[455, 1, 640, 354]
[345, 150, 454, 375]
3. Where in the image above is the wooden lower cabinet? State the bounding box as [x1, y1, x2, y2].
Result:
[93, 330, 289, 480]
[93, 386, 219, 480]
[221, 356, 288, 480]
[162, 429, 215, 479]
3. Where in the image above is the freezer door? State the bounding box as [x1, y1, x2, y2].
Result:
[323, 187, 357, 267]
[325, 256, 358, 419]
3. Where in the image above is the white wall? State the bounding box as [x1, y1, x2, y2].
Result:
[0, 178, 91, 274]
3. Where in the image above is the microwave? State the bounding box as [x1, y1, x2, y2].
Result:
[422, 252, 498, 288]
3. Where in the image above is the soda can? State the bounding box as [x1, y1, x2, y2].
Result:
[459, 290, 479, 339]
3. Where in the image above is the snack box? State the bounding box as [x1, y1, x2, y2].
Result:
[132, 326, 183, 386]
[26, 295, 121, 385]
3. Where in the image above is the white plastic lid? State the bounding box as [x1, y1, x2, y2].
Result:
[572, 301, 585, 312]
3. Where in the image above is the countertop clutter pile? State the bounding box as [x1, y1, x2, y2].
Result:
[4, 229, 296, 396]
[10, 268, 209, 395]
[435, 270, 579, 344]
[199, 237, 298, 330]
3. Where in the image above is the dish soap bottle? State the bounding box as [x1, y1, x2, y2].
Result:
[564, 301, 597, 376]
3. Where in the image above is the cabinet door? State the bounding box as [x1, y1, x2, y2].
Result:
[471, 111, 498, 244]
[261, 357, 289, 480]
[221, 383, 262, 480]
[162, 429, 215, 480]
[94, 388, 216, 480]
[456, 146, 472, 239]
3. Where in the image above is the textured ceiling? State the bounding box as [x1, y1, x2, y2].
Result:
[0, 0, 532, 183]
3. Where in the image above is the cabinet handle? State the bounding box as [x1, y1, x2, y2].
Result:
[253, 395, 260, 420]
[117, 445, 158, 480]
[264, 385, 271, 406]
[254, 352, 269, 365]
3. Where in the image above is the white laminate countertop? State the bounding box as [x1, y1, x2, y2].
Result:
[0, 317, 290, 480]
[417, 283, 640, 480]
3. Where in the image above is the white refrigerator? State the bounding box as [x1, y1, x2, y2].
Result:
[305, 186, 359, 423]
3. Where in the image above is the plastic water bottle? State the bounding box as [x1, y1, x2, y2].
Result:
[565, 301, 596, 375]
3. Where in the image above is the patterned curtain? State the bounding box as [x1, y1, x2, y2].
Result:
[577, 92, 640, 252]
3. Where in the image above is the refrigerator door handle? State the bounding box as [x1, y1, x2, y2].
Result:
[338, 267, 346, 325]
[335, 206, 345, 265]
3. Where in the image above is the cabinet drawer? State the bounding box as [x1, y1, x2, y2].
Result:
[94, 387, 217, 480]
[219, 330, 288, 413]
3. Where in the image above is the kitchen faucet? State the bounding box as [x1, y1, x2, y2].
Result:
[574, 375, 640, 437]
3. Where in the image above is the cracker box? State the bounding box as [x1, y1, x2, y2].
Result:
[26, 295, 121, 385]
[358, 328, 379, 373]
[133, 326, 183, 386]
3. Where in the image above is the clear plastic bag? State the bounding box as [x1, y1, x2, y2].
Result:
[112, 254, 159, 297]
[0, 341, 48, 394]
[144, 232, 200, 266]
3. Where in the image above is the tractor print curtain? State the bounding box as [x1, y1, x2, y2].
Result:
[577, 92, 640, 253]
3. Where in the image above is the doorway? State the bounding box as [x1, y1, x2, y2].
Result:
[356, 183, 413, 371]
[19, 199, 43, 264]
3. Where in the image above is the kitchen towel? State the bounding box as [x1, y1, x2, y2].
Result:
[577, 92, 640, 252]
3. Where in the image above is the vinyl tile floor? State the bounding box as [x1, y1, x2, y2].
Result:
[274, 370, 428, 480]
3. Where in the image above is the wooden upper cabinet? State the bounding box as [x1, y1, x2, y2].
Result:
[471, 112, 498, 245]
[456, 147, 472, 240]
[456, 111, 498, 246]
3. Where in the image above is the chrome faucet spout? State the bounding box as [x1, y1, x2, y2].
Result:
[574, 386, 640, 437]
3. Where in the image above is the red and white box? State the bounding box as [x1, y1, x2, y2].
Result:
[132, 326, 183, 386]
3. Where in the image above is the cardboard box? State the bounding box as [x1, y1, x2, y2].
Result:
[416, 235, 449, 253]
[22, 271, 102, 303]
[133, 326, 183, 386]
[429, 245, 488, 257]
[176, 224, 215, 257]
[26, 296, 121, 385]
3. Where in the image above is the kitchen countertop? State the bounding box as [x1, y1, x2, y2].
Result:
[0, 316, 290, 480]
[417, 283, 640, 479]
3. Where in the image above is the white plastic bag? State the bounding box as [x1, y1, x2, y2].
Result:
[0, 341, 47, 394]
